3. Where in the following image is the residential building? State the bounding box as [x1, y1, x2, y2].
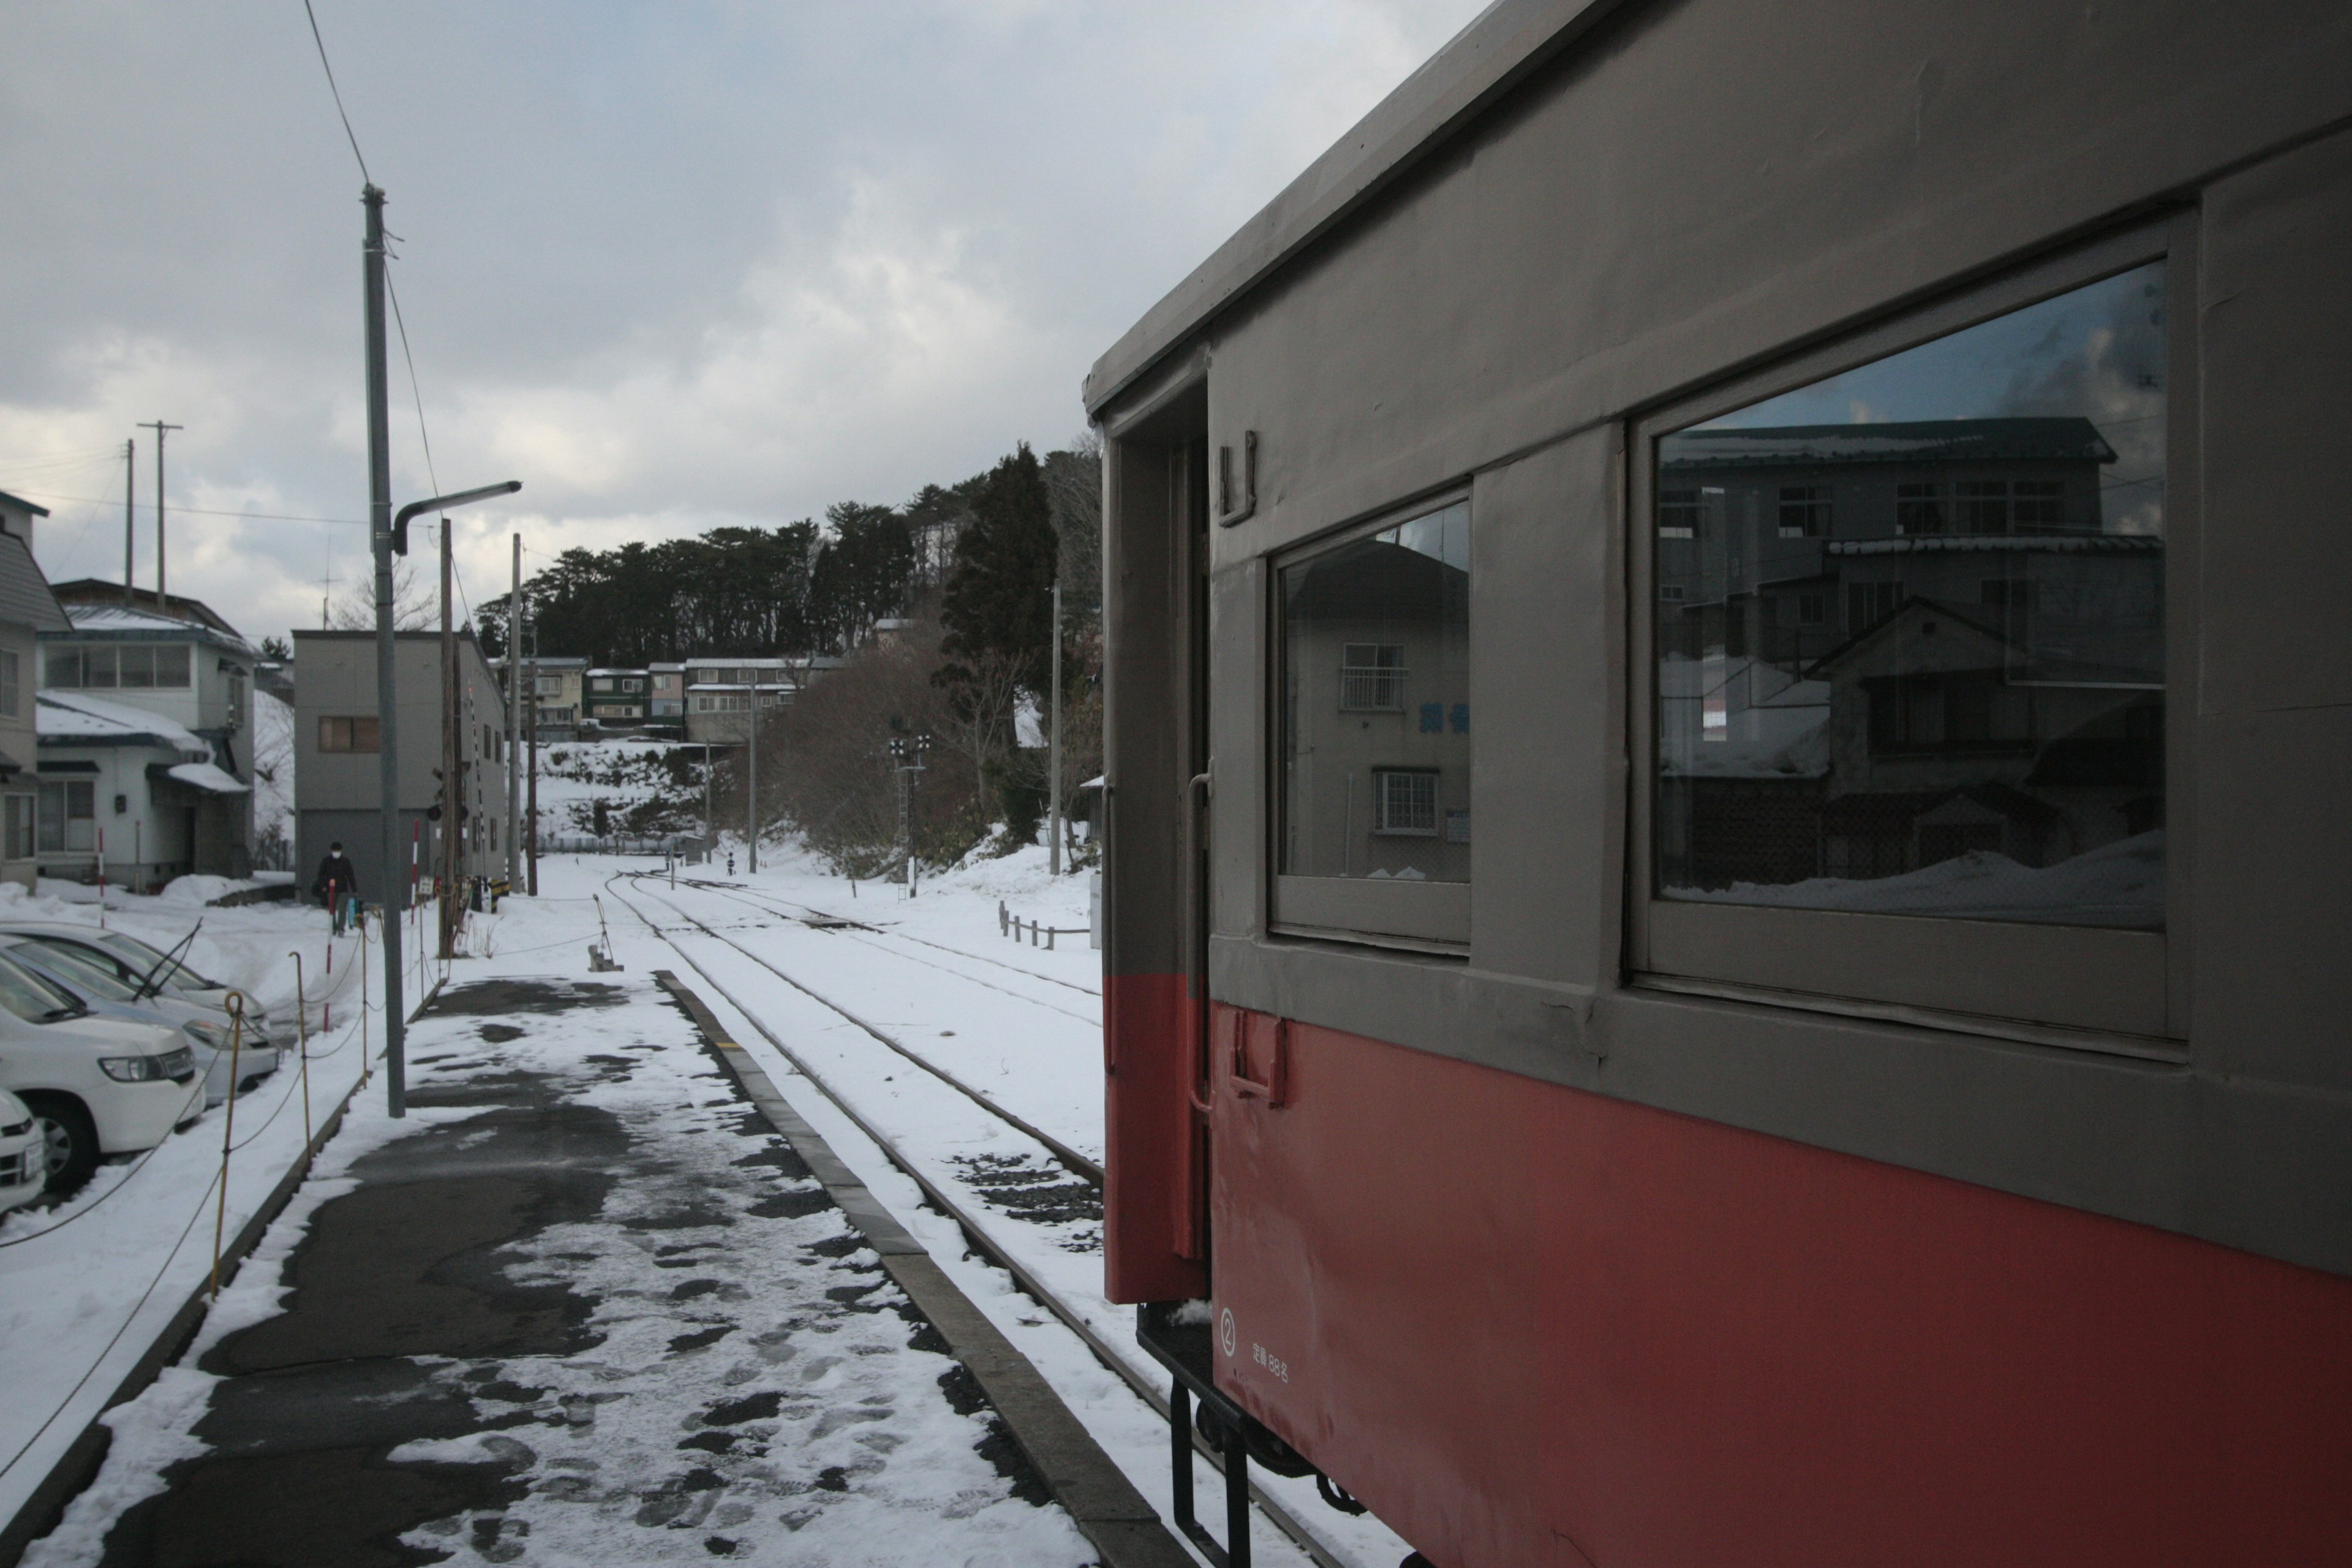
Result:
[528, 657, 586, 741]
[290, 630, 511, 903]
[582, 667, 649, 728]
[37, 587, 259, 886]
[0, 518, 66, 889]
[0, 491, 48, 554]
[682, 657, 800, 745]
[649, 662, 685, 720]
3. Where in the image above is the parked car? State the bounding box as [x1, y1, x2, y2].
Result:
[0, 951, 195, 1193]
[0, 922, 276, 1041]
[0, 1088, 45, 1214]
[2, 938, 278, 1108]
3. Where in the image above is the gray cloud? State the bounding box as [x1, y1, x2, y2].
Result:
[0, 0, 1488, 641]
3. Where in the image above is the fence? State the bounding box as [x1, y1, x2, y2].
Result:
[536, 834, 710, 860]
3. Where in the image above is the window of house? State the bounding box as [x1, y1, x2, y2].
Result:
[37, 780, 94, 853]
[0, 649, 17, 718]
[1339, 644, 1406, 710]
[1954, 480, 2009, 533]
[1896, 483, 1945, 534]
[318, 715, 382, 753]
[1278, 496, 1470, 944]
[1845, 580, 1904, 631]
[1798, 593, 1827, 625]
[1658, 489, 1702, 538]
[2011, 479, 2067, 530]
[2, 796, 31, 859]
[154, 646, 190, 686]
[1373, 770, 1439, 835]
[1778, 486, 1831, 537]
[1637, 239, 2176, 1038]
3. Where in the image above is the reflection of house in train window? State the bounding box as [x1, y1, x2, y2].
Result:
[1657, 415, 2165, 926]
[1282, 502, 1470, 884]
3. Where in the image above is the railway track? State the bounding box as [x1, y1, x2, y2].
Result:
[676, 876, 1104, 1002]
[600, 874, 1374, 1568]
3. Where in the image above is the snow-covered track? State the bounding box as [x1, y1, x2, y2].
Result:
[618, 873, 1101, 1183]
[679, 877, 1104, 1002]
[601, 875, 1360, 1568]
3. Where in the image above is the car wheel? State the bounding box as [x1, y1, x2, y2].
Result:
[20, 1095, 98, 1196]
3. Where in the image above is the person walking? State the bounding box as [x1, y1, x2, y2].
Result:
[312, 842, 361, 935]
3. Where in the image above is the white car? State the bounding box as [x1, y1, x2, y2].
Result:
[0, 1088, 44, 1213]
[0, 952, 197, 1193]
[4, 938, 279, 1107]
[0, 922, 275, 1041]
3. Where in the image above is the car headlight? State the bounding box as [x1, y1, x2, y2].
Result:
[184, 1021, 227, 1050]
[100, 1054, 172, 1082]
[158, 1046, 196, 1080]
[0, 1118, 28, 1138]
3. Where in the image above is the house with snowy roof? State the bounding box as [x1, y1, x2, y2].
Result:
[0, 512, 69, 889]
[36, 583, 259, 886]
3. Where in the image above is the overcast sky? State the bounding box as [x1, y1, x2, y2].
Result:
[0, 1, 1489, 647]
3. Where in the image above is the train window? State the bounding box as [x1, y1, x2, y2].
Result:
[1635, 236, 2182, 1038]
[1275, 497, 1470, 944]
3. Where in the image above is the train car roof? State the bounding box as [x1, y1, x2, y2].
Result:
[1082, 0, 1624, 420]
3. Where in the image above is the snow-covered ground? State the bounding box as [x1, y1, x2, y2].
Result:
[0, 879, 396, 1534]
[4, 843, 1409, 1567]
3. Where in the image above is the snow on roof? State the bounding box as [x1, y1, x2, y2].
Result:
[1827, 535, 2163, 556]
[166, 761, 251, 796]
[1661, 417, 2116, 470]
[37, 691, 209, 756]
[59, 601, 258, 653]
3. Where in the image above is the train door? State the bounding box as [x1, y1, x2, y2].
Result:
[1178, 434, 1214, 1272]
[1099, 383, 1213, 1305]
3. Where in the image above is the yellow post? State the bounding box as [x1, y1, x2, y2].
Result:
[209, 991, 247, 1299]
[288, 952, 312, 1145]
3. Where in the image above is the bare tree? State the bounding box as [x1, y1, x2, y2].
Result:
[329, 560, 436, 632]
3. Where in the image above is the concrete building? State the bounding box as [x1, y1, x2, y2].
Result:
[682, 658, 798, 746]
[36, 591, 258, 886]
[290, 630, 510, 904]
[0, 519, 66, 890]
[648, 662, 685, 723]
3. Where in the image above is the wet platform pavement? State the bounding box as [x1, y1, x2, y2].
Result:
[60, 976, 1094, 1568]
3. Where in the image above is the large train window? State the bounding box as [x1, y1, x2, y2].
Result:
[1273, 496, 1471, 947]
[1632, 227, 2188, 1041]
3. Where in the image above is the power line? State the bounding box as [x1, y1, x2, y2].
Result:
[0, 488, 364, 527]
[301, 0, 371, 184]
[382, 265, 441, 499]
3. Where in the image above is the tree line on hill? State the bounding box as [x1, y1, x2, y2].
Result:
[501, 437, 1105, 872]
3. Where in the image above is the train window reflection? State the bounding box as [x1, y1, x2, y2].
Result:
[1283, 500, 1470, 884]
[1655, 261, 2166, 928]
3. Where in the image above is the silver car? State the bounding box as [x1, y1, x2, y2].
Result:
[0, 935, 277, 1108]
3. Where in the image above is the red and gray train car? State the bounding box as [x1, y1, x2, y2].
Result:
[1085, 2, 2352, 1564]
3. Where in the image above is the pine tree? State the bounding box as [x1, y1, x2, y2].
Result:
[939, 443, 1057, 693]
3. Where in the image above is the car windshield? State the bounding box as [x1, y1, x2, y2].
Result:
[17, 944, 141, 1004]
[98, 932, 213, 992]
[0, 952, 89, 1024]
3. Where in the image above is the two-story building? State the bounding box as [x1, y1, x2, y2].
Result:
[291, 630, 510, 904]
[582, 667, 649, 729]
[682, 658, 800, 746]
[0, 505, 66, 889]
[37, 586, 259, 886]
[648, 663, 684, 718]
[526, 657, 586, 742]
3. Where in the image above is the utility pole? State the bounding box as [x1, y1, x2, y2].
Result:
[744, 698, 759, 875]
[526, 605, 540, 897]
[1048, 577, 1063, 875]
[364, 183, 407, 1118]
[140, 421, 183, 609]
[122, 439, 135, 606]
[506, 533, 522, 890]
[439, 516, 458, 959]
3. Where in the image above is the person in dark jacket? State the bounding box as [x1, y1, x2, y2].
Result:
[312, 843, 361, 935]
